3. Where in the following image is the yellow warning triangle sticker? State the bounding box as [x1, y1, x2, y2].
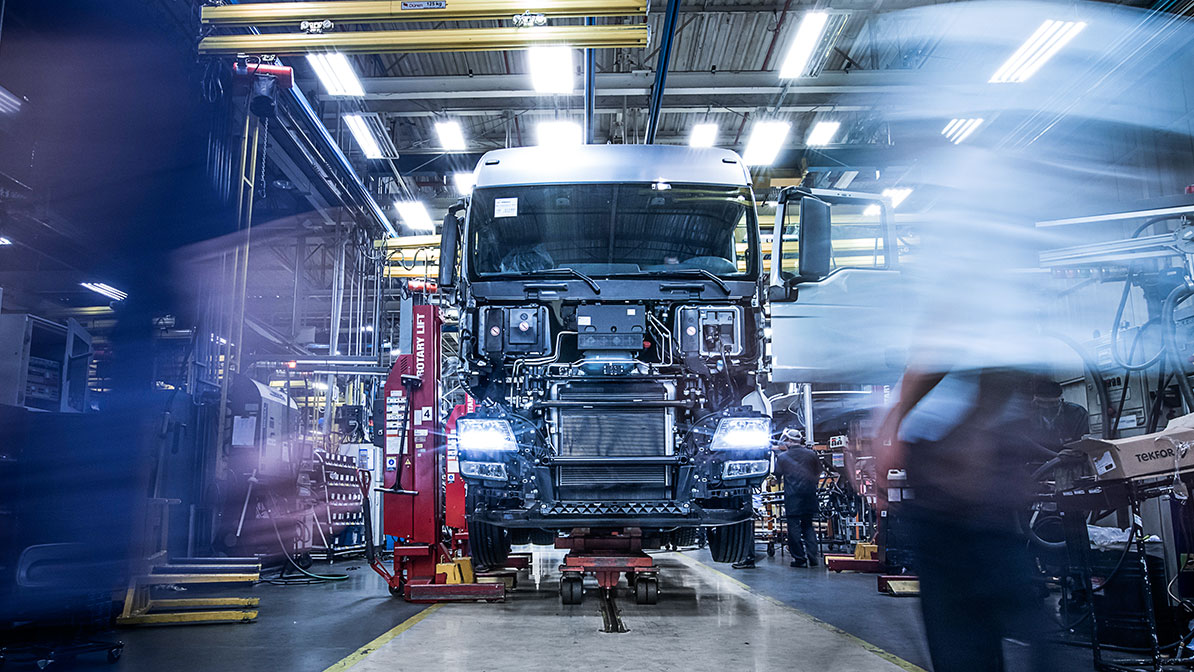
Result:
[404, 458, 412, 467]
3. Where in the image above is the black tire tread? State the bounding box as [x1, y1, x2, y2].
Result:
[707, 521, 752, 563]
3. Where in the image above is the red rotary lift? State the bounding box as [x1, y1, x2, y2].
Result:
[359, 304, 502, 602]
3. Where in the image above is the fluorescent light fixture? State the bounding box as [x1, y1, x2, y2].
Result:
[344, 114, 384, 159]
[395, 201, 435, 231]
[0, 236, 11, 246]
[435, 120, 467, 151]
[883, 187, 912, 208]
[779, 11, 830, 78]
[689, 123, 718, 148]
[528, 46, 574, 94]
[453, 172, 476, 195]
[306, 53, 365, 96]
[805, 120, 840, 146]
[834, 170, 859, 189]
[81, 282, 127, 301]
[989, 20, 1086, 84]
[942, 118, 984, 144]
[536, 120, 582, 146]
[742, 121, 791, 166]
[863, 187, 913, 217]
[0, 86, 21, 115]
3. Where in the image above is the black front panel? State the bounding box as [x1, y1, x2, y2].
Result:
[556, 464, 670, 501]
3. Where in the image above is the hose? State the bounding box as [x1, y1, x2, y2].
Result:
[264, 495, 350, 584]
[1111, 322, 1151, 437]
[1161, 282, 1194, 411]
[1110, 275, 1163, 371]
[1048, 332, 1113, 439]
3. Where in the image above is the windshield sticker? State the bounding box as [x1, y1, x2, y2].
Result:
[494, 198, 518, 218]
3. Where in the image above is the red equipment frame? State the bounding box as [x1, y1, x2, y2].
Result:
[361, 304, 502, 602]
[557, 528, 659, 605]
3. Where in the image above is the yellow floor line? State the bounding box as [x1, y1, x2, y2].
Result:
[322, 603, 443, 672]
[680, 554, 927, 672]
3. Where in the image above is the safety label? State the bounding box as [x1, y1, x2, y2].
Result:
[1094, 450, 1116, 475]
[385, 456, 398, 472]
[494, 197, 518, 218]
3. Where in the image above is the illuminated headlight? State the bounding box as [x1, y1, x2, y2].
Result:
[722, 459, 771, 480]
[710, 417, 771, 450]
[457, 418, 518, 451]
[460, 460, 508, 481]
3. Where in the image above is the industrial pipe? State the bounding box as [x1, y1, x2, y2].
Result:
[199, 25, 649, 56]
[584, 17, 595, 144]
[202, 0, 647, 26]
[644, 0, 680, 144]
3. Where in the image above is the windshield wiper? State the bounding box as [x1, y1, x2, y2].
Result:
[519, 268, 601, 294]
[646, 268, 730, 294]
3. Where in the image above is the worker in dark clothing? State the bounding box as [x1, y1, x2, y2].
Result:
[774, 430, 822, 568]
[1027, 380, 1089, 452]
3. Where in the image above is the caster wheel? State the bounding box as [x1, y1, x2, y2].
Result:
[107, 646, 124, 663]
[388, 585, 404, 598]
[634, 577, 658, 605]
[294, 552, 314, 570]
[560, 576, 584, 605]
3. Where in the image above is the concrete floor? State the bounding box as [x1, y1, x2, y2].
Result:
[60, 545, 1101, 672]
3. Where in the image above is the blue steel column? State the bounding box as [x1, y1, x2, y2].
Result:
[584, 17, 596, 144]
[644, 0, 680, 144]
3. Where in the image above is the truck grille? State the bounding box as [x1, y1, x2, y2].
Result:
[558, 407, 667, 457]
[557, 464, 668, 486]
[555, 382, 670, 457]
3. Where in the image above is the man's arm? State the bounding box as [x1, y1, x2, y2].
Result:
[874, 366, 949, 499]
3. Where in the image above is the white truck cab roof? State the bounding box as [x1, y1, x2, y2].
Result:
[471, 144, 753, 190]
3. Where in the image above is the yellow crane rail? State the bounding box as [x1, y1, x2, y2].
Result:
[198, 25, 649, 56]
[202, 0, 648, 26]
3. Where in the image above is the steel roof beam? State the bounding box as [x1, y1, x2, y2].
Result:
[355, 105, 873, 117]
[198, 25, 648, 55]
[202, 0, 647, 26]
[345, 70, 927, 100]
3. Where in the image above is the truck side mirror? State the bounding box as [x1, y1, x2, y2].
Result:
[438, 208, 461, 289]
[797, 197, 831, 281]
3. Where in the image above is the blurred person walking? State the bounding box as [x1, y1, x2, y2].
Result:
[773, 429, 822, 568]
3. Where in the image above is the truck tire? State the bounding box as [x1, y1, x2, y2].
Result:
[529, 529, 557, 546]
[670, 527, 699, 548]
[469, 520, 510, 568]
[707, 521, 752, 563]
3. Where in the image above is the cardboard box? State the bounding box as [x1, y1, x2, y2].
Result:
[1072, 413, 1194, 481]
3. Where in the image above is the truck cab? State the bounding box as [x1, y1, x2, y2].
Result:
[438, 144, 771, 565]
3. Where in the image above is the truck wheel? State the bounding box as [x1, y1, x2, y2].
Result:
[529, 529, 557, 546]
[707, 521, 752, 563]
[671, 527, 698, 548]
[560, 576, 584, 605]
[469, 520, 511, 568]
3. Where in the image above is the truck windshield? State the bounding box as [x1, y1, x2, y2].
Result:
[468, 183, 757, 279]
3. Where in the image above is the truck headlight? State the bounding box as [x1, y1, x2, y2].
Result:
[710, 417, 771, 450]
[460, 460, 508, 481]
[457, 418, 518, 451]
[722, 459, 771, 480]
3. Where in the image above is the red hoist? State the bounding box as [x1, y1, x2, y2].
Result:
[359, 304, 503, 602]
